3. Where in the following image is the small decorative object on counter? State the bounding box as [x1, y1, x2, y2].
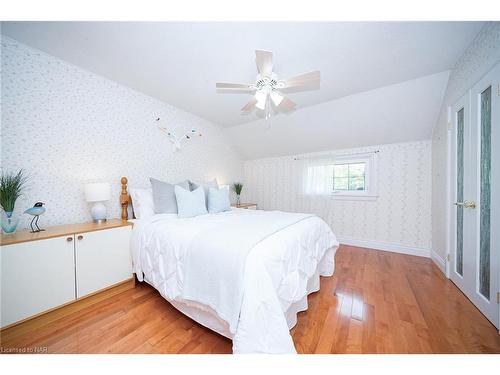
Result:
[1, 211, 20, 234]
[24, 202, 46, 233]
[85, 182, 111, 223]
[0, 169, 27, 234]
[233, 182, 243, 206]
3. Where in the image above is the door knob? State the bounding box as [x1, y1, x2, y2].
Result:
[77, 235, 83, 240]
[454, 200, 476, 209]
[464, 201, 476, 209]
[66, 237, 73, 242]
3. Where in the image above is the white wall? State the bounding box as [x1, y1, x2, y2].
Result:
[243, 141, 432, 256]
[431, 22, 500, 261]
[1, 36, 243, 229]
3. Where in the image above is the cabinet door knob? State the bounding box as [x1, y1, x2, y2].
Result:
[66, 237, 73, 242]
[77, 235, 83, 240]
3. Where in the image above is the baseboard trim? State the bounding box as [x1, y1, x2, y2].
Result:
[431, 251, 446, 274]
[338, 237, 431, 258]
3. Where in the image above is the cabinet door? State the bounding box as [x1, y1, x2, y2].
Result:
[75, 227, 132, 299]
[0, 236, 76, 327]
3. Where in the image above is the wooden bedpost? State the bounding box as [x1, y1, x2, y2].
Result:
[120, 177, 129, 220]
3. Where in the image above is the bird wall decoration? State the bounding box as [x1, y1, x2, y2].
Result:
[24, 202, 46, 233]
[156, 117, 202, 152]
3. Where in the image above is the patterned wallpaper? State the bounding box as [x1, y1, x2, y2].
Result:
[1, 36, 243, 229]
[243, 141, 432, 250]
[431, 22, 500, 258]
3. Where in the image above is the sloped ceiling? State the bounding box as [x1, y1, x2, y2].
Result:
[1, 21, 483, 128]
[227, 71, 450, 159]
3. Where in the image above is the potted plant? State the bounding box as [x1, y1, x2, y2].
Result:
[0, 170, 27, 233]
[233, 182, 243, 206]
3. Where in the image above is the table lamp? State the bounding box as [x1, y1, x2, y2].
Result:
[85, 182, 111, 223]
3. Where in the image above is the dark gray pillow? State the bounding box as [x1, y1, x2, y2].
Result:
[150, 178, 190, 214]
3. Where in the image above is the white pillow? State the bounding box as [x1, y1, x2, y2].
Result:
[175, 185, 208, 218]
[129, 188, 155, 219]
[189, 179, 218, 208]
[189, 178, 219, 191]
[208, 186, 231, 214]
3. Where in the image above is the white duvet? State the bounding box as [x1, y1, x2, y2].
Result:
[130, 208, 338, 353]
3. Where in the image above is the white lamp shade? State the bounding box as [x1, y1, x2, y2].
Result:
[85, 182, 111, 202]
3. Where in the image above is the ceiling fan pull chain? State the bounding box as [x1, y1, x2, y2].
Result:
[265, 94, 272, 120]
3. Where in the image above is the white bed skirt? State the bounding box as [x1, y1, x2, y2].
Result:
[142, 246, 336, 341]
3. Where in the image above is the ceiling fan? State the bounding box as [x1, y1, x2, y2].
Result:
[216, 50, 320, 119]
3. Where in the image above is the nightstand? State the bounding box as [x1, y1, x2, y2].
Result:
[0, 219, 133, 329]
[231, 203, 257, 210]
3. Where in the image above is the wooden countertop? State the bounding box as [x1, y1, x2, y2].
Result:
[231, 203, 257, 209]
[0, 219, 132, 246]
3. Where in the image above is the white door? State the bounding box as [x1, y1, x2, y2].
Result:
[75, 227, 132, 299]
[450, 92, 470, 295]
[450, 62, 500, 329]
[0, 236, 76, 327]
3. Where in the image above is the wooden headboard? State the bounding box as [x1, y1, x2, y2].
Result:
[120, 176, 130, 220]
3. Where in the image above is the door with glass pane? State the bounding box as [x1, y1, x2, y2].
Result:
[450, 63, 499, 329]
[450, 93, 471, 296]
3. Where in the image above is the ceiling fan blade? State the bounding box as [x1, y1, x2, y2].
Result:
[216, 82, 254, 91]
[255, 50, 273, 77]
[281, 71, 320, 90]
[241, 97, 258, 113]
[279, 96, 296, 111]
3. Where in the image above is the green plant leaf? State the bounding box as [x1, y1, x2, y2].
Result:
[232, 182, 243, 195]
[0, 170, 28, 213]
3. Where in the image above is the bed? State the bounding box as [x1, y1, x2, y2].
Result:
[120, 177, 339, 353]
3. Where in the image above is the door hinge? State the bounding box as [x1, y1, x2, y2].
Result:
[497, 292, 500, 304]
[497, 84, 500, 96]
[446, 254, 450, 262]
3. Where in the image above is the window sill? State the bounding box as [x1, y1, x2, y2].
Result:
[329, 193, 378, 201]
[302, 192, 378, 201]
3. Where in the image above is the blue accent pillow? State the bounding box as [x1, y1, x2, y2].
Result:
[175, 185, 208, 218]
[208, 186, 231, 214]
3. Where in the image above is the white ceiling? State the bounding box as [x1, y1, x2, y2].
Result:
[1, 22, 483, 127]
[227, 71, 450, 159]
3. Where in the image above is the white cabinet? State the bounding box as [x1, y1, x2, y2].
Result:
[75, 227, 132, 298]
[0, 220, 132, 328]
[1, 236, 76, 327]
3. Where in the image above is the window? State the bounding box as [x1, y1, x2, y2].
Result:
[303, 152, 377, 200]
[333, 162, 366, 191]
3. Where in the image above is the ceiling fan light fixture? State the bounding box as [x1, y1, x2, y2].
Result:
[255, 99, 267, 110]
[255, 90, 267, 110]
[270, 91, 283, 106]
[215, 50, 320, 119]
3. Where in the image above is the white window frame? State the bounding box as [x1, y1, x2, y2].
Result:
[330, 152, 378, 200]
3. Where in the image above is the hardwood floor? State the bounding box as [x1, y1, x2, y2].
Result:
[1, 245, 499, 354]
